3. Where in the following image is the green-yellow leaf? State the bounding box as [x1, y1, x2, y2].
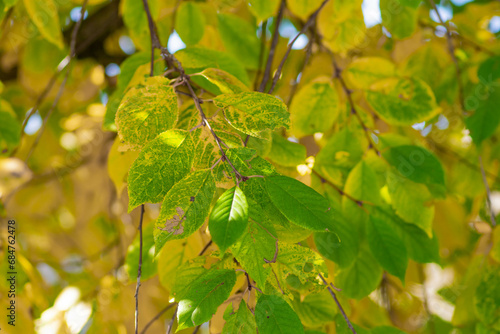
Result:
[176, 2, 205, 46]
[288, 0, 324, 20]
[222, 300, 257, 334]
[116, 76, 177, 150]
[218, 14, 261, 69]
[248, 0, 280, 20]
[154, 170, 216, 253]
[345, 57, 396, 89]
[196, 68, 249, 95]
[380, 0, 418, 39]
[209, 186, 249, 253]
[255, 294, 305, 334]
[0, 101, 21, 155]
[267, 132, 306, 167]
[366, 77, 441, 126]
[290, 77, 340, 137]
[292, 290, 337, 327]
[127, 130, 196, 211]
[23, 0, 64, 49]
[125, 223, 156, 281]
[214, 92, 290, 138]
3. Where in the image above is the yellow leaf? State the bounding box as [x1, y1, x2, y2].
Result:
[23, 0, 64, 49]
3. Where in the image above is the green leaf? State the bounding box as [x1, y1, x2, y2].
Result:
[127, 130, 196, 211]
[177, 268, 236, 330]
[23, 0, 63, 49]
[367, 215, 408, 283]
[276, 242, 327, 292]
[154, 170, 216, 253]
[477, 56, 500, 83]
[175, 47, 250, 87]
[125, 223, 156, 281]
[342, 160, 381, 227]
[265, 175, 335, 232]
[213, 92, 290, 138]
[222, 300, 257, 334]
[400, 222, 440, 264]
[122, 0, 159, 50]
[288, 0, 324, 20]
[345, 57, 396, 89]
[292, 290, 337, 327]
[380, 0, 417, 39]
[335, 243, 383, 299]
[314, 215, 357, 268]
[371, 326, 407, 334]
[465, 90, 500, 146]
[218, 14, 261, 69]
[0, 101, 21, 155]
[267, 132, 306, 167]
[171, 257, 207, 300]
[289, 78, 340, 137]
[474, 267, 500, 329]
[231, 206, 277, 288]
[115, 76, 177, 150]
[366, 77, 441, 126]
[383, 145, 446, 198]
[247, 0, 280, 20]
[196, 68, 249, 95]
[255, 294, 305, 334]
[386, 172, 434, 237]
[176, 2, 205, 46]
[209, 186, 249, 253]
[334, 314, 371, 334]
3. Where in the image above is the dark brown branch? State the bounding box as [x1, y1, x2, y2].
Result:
[329, 53, 381, 156]
[254, 20, 269, 90]
[198, 239, 213, 256]
[140, 303, 176, 334]
[167, 306, 178, 334]
[134, 204, 146, 334]
[318, 273, 357, 334]
[258, 0, 286, 92]
[23, 0, 89, 161]
[268, 0, 329, 94]
[312, 169, 370, 211]
[479, 156, 497, 227]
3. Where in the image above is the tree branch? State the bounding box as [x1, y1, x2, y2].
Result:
[479, 156, 497, 227]
[318, 273, 357, 334]
[258, 0, 286, 92]
[254, 20, 269, 91]
[268, 0, 329, 94]
[198, 239, 213, 256]
[134, 204, 146, 334]
[140, 303, 176, 334]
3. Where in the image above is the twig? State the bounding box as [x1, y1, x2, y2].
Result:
[312, 169, 370, 211]
[268, 0, 329, 94]
[167, 306, 178, 334]
[318, 273, 357, 334]
[287, 29, 315, 105]
[258, 0, 286, 92]
[140, 303, 176, 334]
[254, 20, 269, 90]
[23, 0, 89, 161]
[198, 239, 213, 256]
[134, 204, 146, 334]
[329, 53, 380, 156]
[192, 325, 201, 334]
[427, 0, 465, 112]
[479, 156, 497, 227]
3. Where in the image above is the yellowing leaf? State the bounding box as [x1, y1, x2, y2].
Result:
[115, 76, 178, 150]
[345, 57, 396, 89]
[248, 0, 280, 20]
[107, 137, 139, 197]
[287, 0, 324, 20]
[196, 68, 249, 95]
[366, 77, 441, 126]
[380, 0, 417, 39]
[213, 92, 290, 138]
[289, 77, 340, 137]
[318, 0, 366, 54]
[23, 0, 64, 49]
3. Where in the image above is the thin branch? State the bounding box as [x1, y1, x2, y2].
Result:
[312, 169, 370, 212]
[23, 0, 89, 161]
[198, 239, 213, 256]
[479, 156, 497, 227]
[140, 303, 176, 334]
[254, 20, 269, 90]
[427, 0, 465, 112]
[134, 204, 146, 334]
[167, 306, 178, 334]
[192, 325, 201, 334]
[329, 53, 380, 156]
[268, 0, 329, 94]
[318, 273, 357, 334]
[258, 0, 286, 92]
[287, 29, 315, 105]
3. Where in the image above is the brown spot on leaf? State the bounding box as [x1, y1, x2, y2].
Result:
[159, 207, 185, 235]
